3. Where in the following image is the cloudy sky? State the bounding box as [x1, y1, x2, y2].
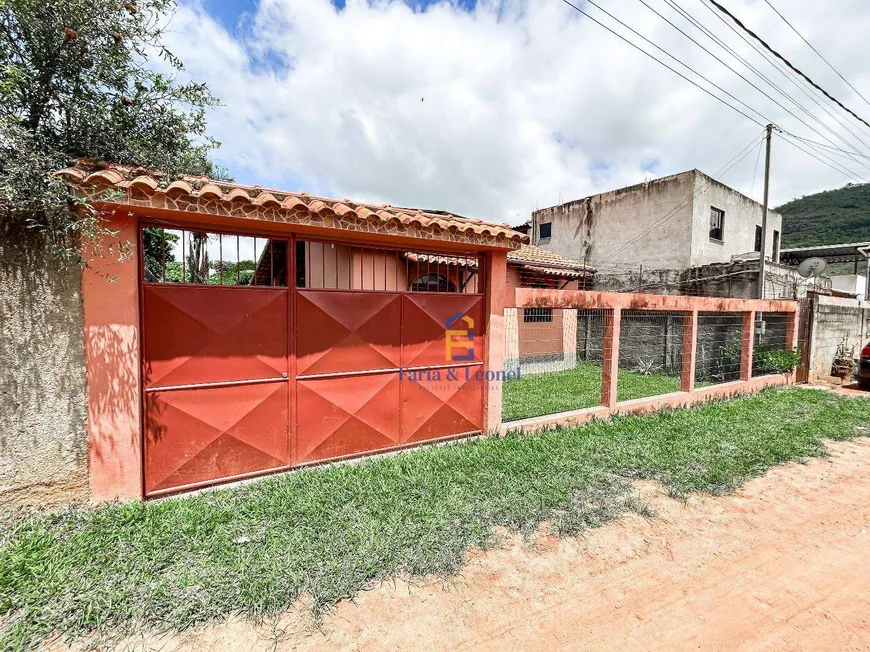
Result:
[163, 0, 870, 225]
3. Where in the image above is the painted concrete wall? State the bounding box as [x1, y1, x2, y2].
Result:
[531, 170, 783, 272]
[829, 274, 867, 299]
[0, 229, 88, 507]
[83, 215, 143, 501]
[690, 170, 782, 267]
[807, 294, 870, 380]
[532, 171, 695, 269]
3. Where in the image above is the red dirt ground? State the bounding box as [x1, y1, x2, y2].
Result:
[107, 436, 870, 651]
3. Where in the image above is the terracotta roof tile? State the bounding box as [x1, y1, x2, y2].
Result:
[55, 160, 529, 248]
[404, 244, 594, 277]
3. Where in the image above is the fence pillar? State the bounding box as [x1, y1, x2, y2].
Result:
[562, 308, 578, 370]
[483, 250, 508, 435]
[786, 307, 799, 383]
[740, 310, 756, 381]
[681, 309, 698, 393]
[601, 307, 621, 408]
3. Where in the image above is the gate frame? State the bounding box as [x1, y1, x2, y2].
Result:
[101, 213, 506, 500]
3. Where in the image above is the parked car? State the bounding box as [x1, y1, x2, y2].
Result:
[860, 342, 870, 390]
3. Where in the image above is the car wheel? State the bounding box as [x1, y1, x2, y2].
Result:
[859, 377, 870, 391]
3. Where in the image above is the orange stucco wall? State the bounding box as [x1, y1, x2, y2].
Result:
[82, 212, 143, 501]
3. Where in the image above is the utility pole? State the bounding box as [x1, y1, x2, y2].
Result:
[758, 124, 774, 300]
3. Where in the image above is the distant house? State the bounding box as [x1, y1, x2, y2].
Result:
[527, 169, 801, 298]
[530, 169, 783, 269]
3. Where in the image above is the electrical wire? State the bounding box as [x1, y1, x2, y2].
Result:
[763, 0, 870, 111]
[783, 132, 870, 160]
[748, 136, 764, 196]
[705, 0, 870, 132]
[777, 131, 867, 182]
[694, 0, 870, 157]
[657, 0, 870, 168]
[596, 131, 765, 264]
[556, 0, 764, 127]
[634, 0, 870, 175]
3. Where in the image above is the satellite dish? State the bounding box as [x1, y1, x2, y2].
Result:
[797, 257, 828, 278]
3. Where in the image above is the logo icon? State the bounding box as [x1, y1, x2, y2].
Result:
[445, 312, 475, 362]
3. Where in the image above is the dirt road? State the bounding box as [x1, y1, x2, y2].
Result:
[119, 438, 870, 651]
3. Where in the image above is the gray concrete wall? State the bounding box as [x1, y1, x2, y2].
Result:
[690, 170, 782, 267]
[0, 229, 88, 508]
[532, 171, 695, 269]
[531, 170, 783, 272]
[591, 261, 806, 300]
[807, 295, 870, 380]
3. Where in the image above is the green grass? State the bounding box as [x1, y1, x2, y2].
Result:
[502, 363, 682, 421]
[2, 388, 869, 649]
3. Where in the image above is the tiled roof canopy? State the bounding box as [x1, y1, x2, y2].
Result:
[406, 244, 594, 278]
[55, 161, 528, 249]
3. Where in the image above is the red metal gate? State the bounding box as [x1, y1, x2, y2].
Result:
[141, 227, 486, 495]
[295, 290, 484, 464]
[142, 284, 290, 495]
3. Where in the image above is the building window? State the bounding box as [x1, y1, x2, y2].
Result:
[410, 274, 456, 293]
[754, 225, 762, 252]
[773, 229, 780, 262]
[523, 308, 553, 323]
[539, 222, 552, 240]
[709, 207, 725, 242]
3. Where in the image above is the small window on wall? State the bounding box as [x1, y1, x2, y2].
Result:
[523, 308, 553, 323]
[773, 229, 780, 262]
[411, 274, 456, 293]
[754, 225, 762, 252]
[709, 207, 725, 242]
[539, 222, 552, 240]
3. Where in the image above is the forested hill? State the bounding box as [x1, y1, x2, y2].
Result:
[778, 182, 870, 248]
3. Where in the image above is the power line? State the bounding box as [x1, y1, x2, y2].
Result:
[763, 0, 870, 111]
[597, 131, 765, 263]
[783, 132, 870, 160]
[694, 0, 870, 158]
[777, 131, 867, 182]
[556, 0, 764, 127]
[706, 0, 870, 132]
[658, 0, 870, 168]
[748, 136, 764, 196]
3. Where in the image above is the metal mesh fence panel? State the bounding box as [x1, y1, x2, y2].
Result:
[502, 308, 605, 421]
[695, 312, 744, 386]
[617, 311, 684, 400]
[753, 312, 792, 376]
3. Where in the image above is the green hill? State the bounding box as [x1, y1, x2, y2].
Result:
[777, 182, 870, 248]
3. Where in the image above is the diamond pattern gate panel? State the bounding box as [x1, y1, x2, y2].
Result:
[294, 290, 485, 464]
[401, 294, 484, 443]
[295, 290, 402, 463]
[142, 285, 290, 495]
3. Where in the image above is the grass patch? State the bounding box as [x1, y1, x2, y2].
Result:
[2, 388, 869, 648]
[502, 362, 682, 421]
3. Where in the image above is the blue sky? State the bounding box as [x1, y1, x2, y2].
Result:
[201, 0, 477, 33]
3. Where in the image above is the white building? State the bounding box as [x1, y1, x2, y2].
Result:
[531, 169, 783, 271]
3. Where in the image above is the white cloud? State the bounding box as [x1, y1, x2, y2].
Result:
[165, 0, 870, 225]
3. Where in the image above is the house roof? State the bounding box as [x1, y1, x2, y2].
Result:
[404, 244, 594, 278]
[780, 241, 870, 265]
[55, 160, 529, 249]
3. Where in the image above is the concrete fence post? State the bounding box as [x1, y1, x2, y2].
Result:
[601, 307, 621, 408]
[786, 307, 799, 383]
[681, 309, 698, 393]
[740, 310, 756, 381]
[562, 308, 578, 370]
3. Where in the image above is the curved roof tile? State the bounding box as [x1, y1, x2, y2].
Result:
[54, 160, 529, 248]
